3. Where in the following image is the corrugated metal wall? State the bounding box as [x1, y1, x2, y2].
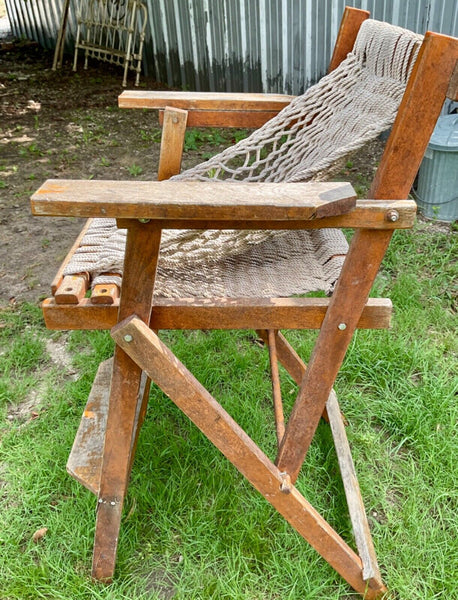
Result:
[5, 0, 458, 93]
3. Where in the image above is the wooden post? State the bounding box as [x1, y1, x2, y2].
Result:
[92, 222, 162, 581]
[52, 0, 71, 70]
[276, 31, 458, 483]
[328, 7, 370, 72]
[267, 330, 285, 448]
[157, 107, 188, 181]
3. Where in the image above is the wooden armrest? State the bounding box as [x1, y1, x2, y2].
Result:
[31, 180, 416, 229]
[32, 180, 355, 222]
[119, 91, 295, 111]
[119, 91, 296, 128]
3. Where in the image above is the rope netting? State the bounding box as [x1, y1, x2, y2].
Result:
[64, 19, 422, 298]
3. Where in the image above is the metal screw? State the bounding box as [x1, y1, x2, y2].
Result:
[138, 218, 150, 224]
[386, 209, 399, 222]
[338, 323, 347, 331]
[172, 117, 178, 124]
[124, 334, 133, 343]
[110, 501, 116, 506]
[98, 498, 103, 504]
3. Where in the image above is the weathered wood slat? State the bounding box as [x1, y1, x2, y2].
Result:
[42, 297, 392, 331]
[67, 358, 148, 495]
[32, 180, 356, 221]
[31, 180, 417, 229]
[326, 392, 381, 584]
[114, 200, 416, 229]
[67, 358, 112, 494]
[111, 316, 387, 599]
[158, 109, 280, 128]
[119, 90, 295, 111]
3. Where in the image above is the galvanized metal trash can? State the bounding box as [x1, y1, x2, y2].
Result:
[415, 114, 458, 222]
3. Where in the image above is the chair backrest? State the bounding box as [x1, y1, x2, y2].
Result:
[172, 19, 423, 184]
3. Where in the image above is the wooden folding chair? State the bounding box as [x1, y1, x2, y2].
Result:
[31, 7, 458, 598]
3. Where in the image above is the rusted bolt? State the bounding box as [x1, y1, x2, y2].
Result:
[124, 334, 133, 343]
[279, 472, 292, 494]
[138, 218, 150, 224]
[386, 209, 399, 222]
[338, 323, 347, 331]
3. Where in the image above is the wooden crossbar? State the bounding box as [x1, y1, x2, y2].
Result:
[111, 315, 387, 599]
[41, 297, 392, 331]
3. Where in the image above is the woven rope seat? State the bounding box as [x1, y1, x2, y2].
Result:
[64, 19, 422, 299]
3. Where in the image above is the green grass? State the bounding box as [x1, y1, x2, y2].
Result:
[0, 223, 456, 599]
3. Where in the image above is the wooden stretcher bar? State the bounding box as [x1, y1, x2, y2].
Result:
[41, 297, 392, 331]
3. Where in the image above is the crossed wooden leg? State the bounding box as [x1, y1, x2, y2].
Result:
[111, 316, 387, 599]
[91, 226, 390, 595]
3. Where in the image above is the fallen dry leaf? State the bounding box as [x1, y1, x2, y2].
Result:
[32, 527, 48, 543]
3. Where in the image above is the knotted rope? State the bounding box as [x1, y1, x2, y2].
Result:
[64, 19, 422, 297]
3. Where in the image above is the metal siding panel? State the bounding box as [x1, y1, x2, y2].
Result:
[4, 0, 458, 93]
[427, 0, 458, 37]
[239, 0, 249, 91]
[185, 0, 200, 92]
[5, 0, 20, 38]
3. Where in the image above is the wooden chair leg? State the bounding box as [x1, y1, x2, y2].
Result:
[112, 317, 387, 599]
[92, 223, 161, 581]
[257, 329, 330, 422]
[276, 229, 393, 482]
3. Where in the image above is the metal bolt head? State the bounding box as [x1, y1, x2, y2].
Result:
[386, 209, 399, 222]
[138, 218, 150, 224]
[338, 323, 347, 331]
[124, 334, 133, 343]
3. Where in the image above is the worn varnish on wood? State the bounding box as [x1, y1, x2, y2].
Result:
[119, 90, 295, 111]
[119, 90, 296, 128]
[67, 359, 112, 494]
[31, 180, 356, 221]
[41, 297, 393, 331]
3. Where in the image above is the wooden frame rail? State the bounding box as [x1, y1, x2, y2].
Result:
[119, 90, 296, 128]
[31, 180, 416, 229]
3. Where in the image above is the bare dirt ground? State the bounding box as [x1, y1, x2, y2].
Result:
[0, 40, 171, 305]
[0, 39, 273, 307]
[1, 38, 451, 308]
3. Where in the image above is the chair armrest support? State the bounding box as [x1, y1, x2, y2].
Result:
[119, 91, 296, 128]
[31, 179, 416, 229]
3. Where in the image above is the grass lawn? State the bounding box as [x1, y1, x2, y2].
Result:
[0, 219, 456, 599]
